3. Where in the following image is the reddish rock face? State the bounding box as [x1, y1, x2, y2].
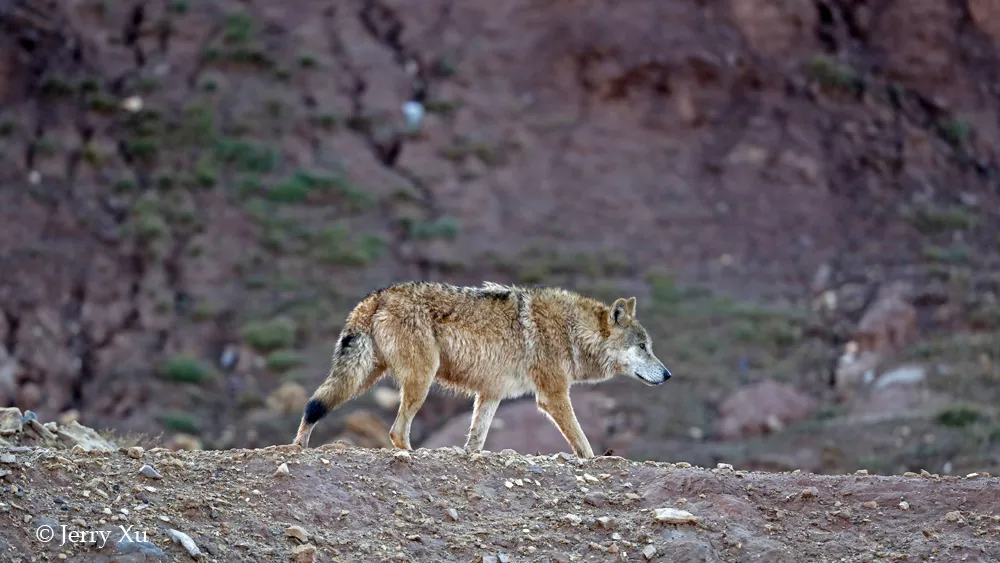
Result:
[0, 0, 998, 476]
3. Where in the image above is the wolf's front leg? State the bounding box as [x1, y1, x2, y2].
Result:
[464, 394, 501, 451]
[535, 388, 595, 459]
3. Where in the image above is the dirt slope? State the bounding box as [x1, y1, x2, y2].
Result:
[1, 441, 998, 563]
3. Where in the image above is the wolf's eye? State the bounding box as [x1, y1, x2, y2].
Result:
[639, 343, 646, 351]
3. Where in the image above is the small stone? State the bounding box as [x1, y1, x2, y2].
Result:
[116, 535, 165, 558]
[800, 487, 819, 498]
[642, 545, 657, 560]
[127, 447, 144, 459]
[275, 463, 290, 477]
[0, 454, 16, 464]
[855, 469, 869, 476]
[445, 508, 459, 522]
[393, 450, 411, 462]
[139, 464, 162, 480]
[563, 514, 582, 526]
[862, 501, 878, 509]
[582, 473, 600, 483]
[596, 516, 615, 529]
[482, 556, 499, 563]
[292, 543, 317, 563]
[716, 463, 734, 471]
[584, 492, 606, 507]
[945, 511, 962, 522]
[285, 525, 310, 542]
[899, 501, 910, 510]
[653, 507, 700, 524]
[167, 529, 201, 558]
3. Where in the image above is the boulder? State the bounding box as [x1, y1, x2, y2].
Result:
[715, 380, 816, 440]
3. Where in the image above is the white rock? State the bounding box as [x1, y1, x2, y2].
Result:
[653, 507, 700, 524]
[168, 529, 201, 558]
[122, 96, 144, 113]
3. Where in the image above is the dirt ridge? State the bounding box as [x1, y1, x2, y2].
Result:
[1, 438, 999, 562]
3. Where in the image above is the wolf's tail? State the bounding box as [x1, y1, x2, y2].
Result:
[292, 328, 381, 447]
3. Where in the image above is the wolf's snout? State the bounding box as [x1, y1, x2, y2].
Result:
[662, 368, 672, 381]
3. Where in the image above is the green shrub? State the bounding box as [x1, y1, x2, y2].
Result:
[266, 350, 305, 372]
[241, 318, 297, 352]
[159, 411, 202, 434]
[159, 356, 214, 384]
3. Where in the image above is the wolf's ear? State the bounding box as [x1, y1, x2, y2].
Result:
[610, 297, 635, 326]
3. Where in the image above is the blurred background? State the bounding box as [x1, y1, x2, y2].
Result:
[1, 0, 998, 476]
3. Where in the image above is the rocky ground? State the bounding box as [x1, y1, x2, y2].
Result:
[1, 411, 999, 563]
[1, 0, 999, 483]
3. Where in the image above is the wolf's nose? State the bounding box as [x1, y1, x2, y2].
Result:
[662, 369, 672, 381]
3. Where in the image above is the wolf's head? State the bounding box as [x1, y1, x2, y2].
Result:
[605, 297, 671, 386]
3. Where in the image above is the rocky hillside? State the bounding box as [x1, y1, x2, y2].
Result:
[0, 0, 999, 477]
[0, 412, 998, 562]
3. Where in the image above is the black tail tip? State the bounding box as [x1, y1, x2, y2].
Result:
[303, 398, 329, 424]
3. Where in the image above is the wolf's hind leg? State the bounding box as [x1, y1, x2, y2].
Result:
[388, 366, 436, 450]
[464, 394, 501, 452]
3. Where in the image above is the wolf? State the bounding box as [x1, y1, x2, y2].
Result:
[292, 281, 671, 458]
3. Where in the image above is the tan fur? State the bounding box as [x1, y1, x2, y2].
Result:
[292, 281, 671, 458]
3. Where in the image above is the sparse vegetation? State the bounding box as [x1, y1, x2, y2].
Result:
[298, 53, 318, 68]
[241, 318, 298, 352]
[214, 137, 279, 173]
[312, 224, 386, 266]
[262, 169, 372, 209]
[159, 356, 215, 384]
[908, 205, 979, 233]
[424, 100, 461, 117]
[159, 411, 202, 435]
[168, 0, 189, 14]
[224, 12, 254, 44]
[265, 350, 306, 372]
[807, 54, 861, 93]
[939, 117, 971, 146]
[86, 93, 118, 114]
[131, 199, 169, 243]
[38, 75, 75, 97]
[408, 216, 462, 240]
[923, 244, 971, 264]
[936, 405, 982, 428]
